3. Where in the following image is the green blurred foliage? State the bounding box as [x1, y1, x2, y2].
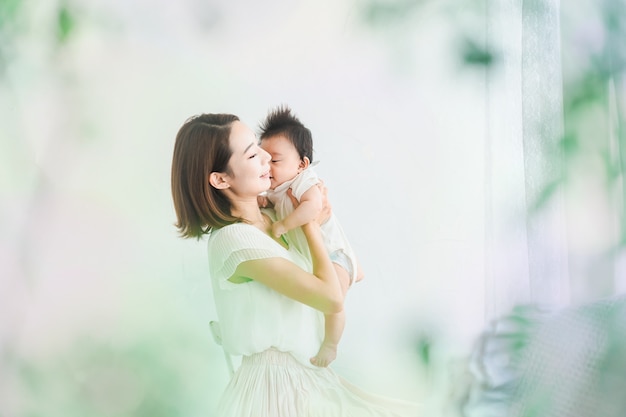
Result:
[361, 0, 423, 27]
[357, 1, 626, 415]
[0, 0, 22, 74]
[415, 333, 431, 366]
[8, 338, 209, 416]
[0, 3, 223, 415]
[0, 0, 20, 27]
[529, 177, 564, 213]
[57, 5, 75, 44]
[358, 0, 625, 245]
[460, 38, 494, 67]
[559, 0, 626, 243]
[1, 283, 219, 417]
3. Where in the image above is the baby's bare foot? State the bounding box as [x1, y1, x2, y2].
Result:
[310, 344, 337, 368]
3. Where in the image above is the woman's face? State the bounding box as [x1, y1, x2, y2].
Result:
[224, 121, 272, 197]
[260, 135, 306, 190]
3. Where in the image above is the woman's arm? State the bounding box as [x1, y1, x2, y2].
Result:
[272, 185, 322, 237]
[234, 222, 342, 314]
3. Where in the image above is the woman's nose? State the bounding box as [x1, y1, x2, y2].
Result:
[261, 148, 271, 163]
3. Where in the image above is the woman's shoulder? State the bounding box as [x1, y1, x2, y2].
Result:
[207, 222, 292, 280]
[209, 222, 258, 247]
[210, 222, 250, 236]
[208, 222, 280, 255]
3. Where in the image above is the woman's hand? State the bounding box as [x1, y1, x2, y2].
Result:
[317, 181, 332, 224]
[287, 181, 332, 225]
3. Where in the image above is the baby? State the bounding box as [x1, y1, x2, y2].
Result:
[258, 105, 363, 367]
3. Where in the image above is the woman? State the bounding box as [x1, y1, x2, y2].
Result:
[171, 113, 419, 416]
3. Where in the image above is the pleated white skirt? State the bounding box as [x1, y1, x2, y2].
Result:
[216, 348, 420, 417]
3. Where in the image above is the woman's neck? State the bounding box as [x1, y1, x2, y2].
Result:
[231, 196, 284, 247]
[231, 198, 266, 228]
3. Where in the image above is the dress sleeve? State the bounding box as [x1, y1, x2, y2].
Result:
[208, 224, 285, 289]
[290, 167, 321, 201]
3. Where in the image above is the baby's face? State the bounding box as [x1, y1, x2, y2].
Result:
[260, 135, 304, 190]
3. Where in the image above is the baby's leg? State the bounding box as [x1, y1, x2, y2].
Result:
[310, 264, 350, 367]
[334, 262, 350, 297]
[310, 311, 343, 367]
[355, 261, 365, 283]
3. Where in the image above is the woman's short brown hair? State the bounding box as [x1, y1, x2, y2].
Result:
[171, 113, 241, 238]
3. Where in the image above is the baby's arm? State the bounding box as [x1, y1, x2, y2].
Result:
[272, 185, 322, 238]
[257, 194, 273, 208]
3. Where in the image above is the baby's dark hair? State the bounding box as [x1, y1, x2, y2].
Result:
[258, 105, 313, 162]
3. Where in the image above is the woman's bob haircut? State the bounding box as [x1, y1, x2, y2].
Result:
[171, 113, 241, 238]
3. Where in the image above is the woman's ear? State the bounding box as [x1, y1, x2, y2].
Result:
[209, 172, 230, 190]
[298, 157, 310, 172]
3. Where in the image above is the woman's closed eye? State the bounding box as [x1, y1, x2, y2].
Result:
[248, 153, 258, 159]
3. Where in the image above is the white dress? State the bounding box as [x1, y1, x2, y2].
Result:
[208, 222, 420, 417]
[265, 166, 359, 284]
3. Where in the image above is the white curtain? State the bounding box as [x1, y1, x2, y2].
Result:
[484, 0, 626, 321]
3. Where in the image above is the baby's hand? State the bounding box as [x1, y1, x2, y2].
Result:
[272, 221, 287, 238]
[310, 343, 337, 368]
[257, 195, 271, 208]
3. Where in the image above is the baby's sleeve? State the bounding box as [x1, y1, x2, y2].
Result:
[291, 168, 321, 201]
[208, 224, 284, 289]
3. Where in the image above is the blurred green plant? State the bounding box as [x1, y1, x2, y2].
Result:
[0, 0, 77, 79]
[56, 4, 75, 44]
[460, 38, 494, 67]
[0, 0, 22, 76]
[357, 1, 626, 416]
[361, 0, 424, 27]
[3, 318, 218, 417]
[359, 0, 626, 247]
[540, 1, 625, 243]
